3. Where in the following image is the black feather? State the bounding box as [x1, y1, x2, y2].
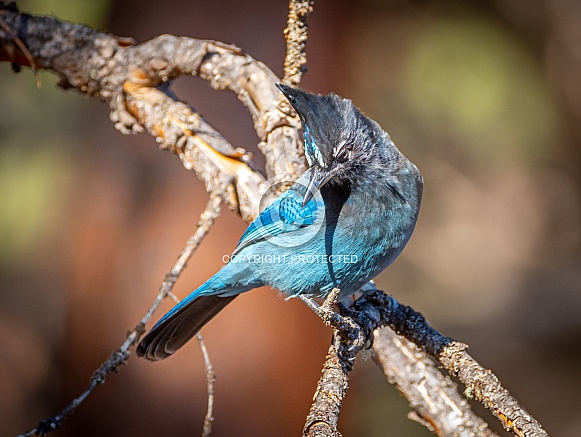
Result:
[137, 295, 237, 361]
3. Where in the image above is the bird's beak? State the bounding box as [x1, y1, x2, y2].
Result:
[303, 166, 334, 207]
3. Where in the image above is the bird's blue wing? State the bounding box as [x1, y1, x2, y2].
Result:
[233, 181, 323, 255]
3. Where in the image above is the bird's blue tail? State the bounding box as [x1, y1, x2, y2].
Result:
[137, 270, 253, 361]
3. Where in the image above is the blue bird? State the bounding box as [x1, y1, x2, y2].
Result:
[137, 84, 423, 361]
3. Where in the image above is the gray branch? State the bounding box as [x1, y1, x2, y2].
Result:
[347, 287, 548, 437]
[0, 3, 549, 437]
[374, 327, 498, 437]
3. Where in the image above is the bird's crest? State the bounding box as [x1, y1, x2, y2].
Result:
[278, 84, 359, 168]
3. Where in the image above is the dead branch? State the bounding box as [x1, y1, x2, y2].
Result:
[299, 285, 500, 437]
[0, 6, 303, 219]
[16, 187, 226, 437]
[439, 343, 548, 437]
[303, 341, 346, 437]
[301, 289, 365, 437]
[373, 327, 498, 437]
[348, 286, 548, 437]
[283, 0, 314, 87]
[0, 2, 549, 437]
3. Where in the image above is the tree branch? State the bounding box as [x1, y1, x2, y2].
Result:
[0, 7, 306, 219]
[373, 327, 499, 437]
[351, 287, 548, 437]
[1, 3, 549, 437]
[439, 343, 548, 437]
[283, 0, 314, 87]
[16, 187, 226, 437]
[302, 289, 365, 437]
[303, 340, 346, 437]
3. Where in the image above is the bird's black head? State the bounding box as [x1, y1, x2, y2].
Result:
[278, 84, 404, 205]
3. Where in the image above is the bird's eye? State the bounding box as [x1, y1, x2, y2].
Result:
[334, 146, 351, 163]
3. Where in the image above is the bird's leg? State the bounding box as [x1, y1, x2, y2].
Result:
[299, 288, 341, 327]
[300, 288, 352, 330]
[301, 289, 365, 350]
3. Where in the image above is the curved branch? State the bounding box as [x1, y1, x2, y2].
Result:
[1, 6, 549, 437]
[0, 9, 306, 219]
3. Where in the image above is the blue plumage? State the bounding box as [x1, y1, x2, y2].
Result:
[137, 85, 423, 361]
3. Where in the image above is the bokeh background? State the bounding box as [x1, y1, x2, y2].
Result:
[1, 0, 580, 436]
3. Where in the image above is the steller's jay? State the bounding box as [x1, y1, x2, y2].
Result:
[137, 84, 423, 361]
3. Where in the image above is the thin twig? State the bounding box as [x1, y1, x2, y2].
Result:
[301, 290, 365, 351]
[16, 189, 226, 437]
[146, 188, 226, 437]
[197, 333, 216, 437]
[283, 0, 314, 86]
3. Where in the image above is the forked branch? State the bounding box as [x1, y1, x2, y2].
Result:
[0, 2, 548, 437]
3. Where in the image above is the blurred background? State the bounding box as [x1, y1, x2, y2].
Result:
[1, 0, 580, 435]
